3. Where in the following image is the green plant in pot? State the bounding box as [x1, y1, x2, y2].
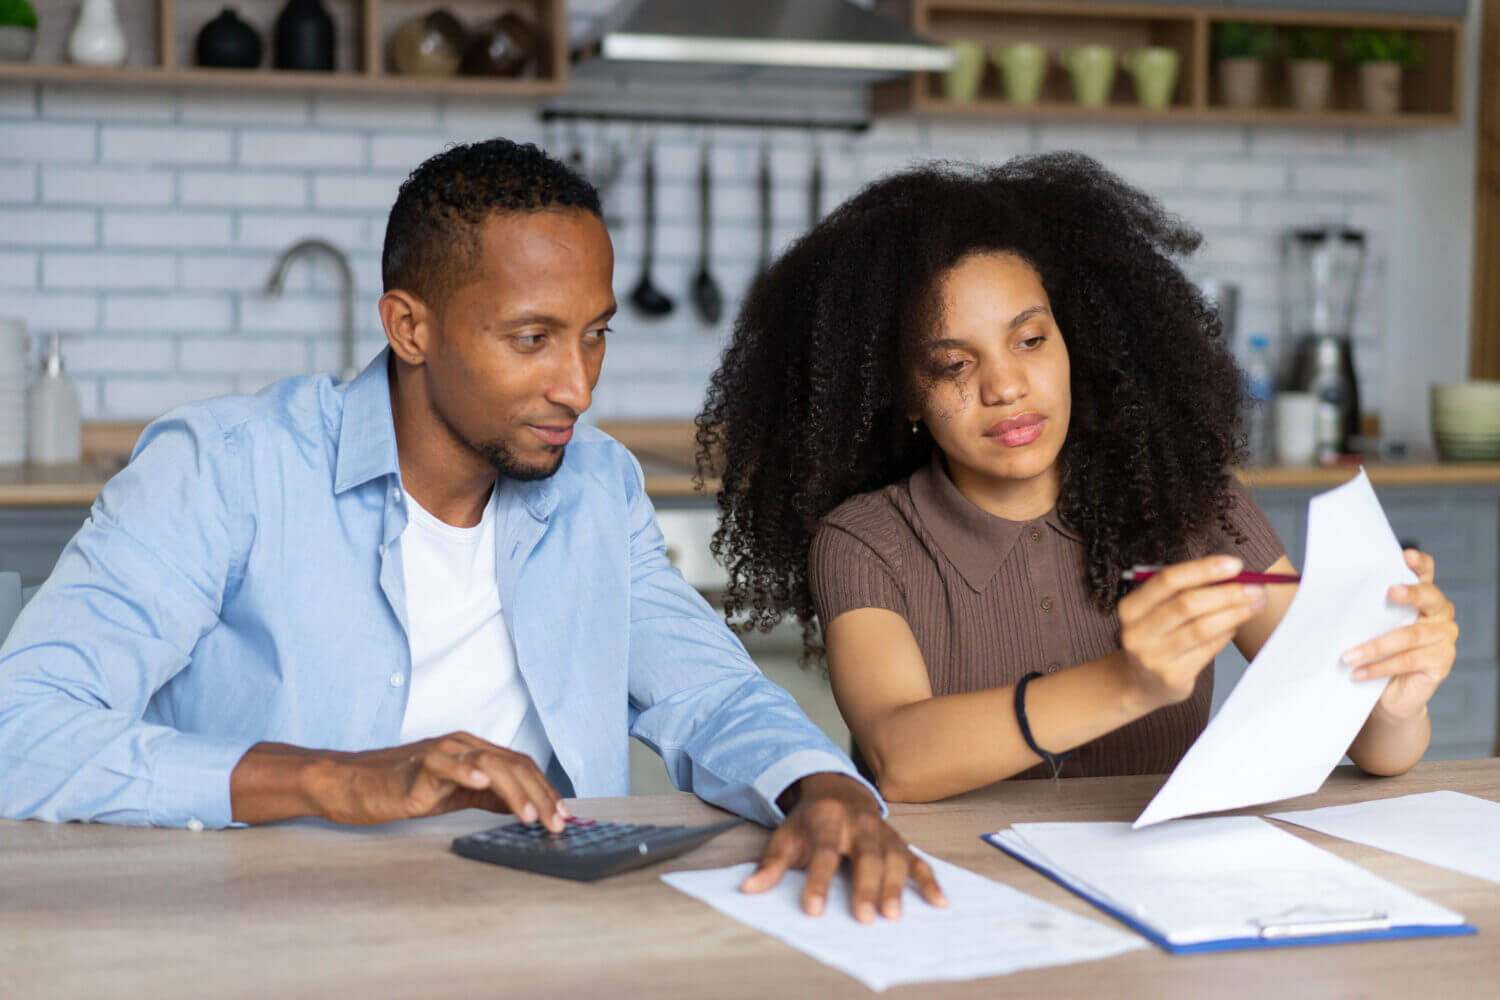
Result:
[1213, 22, 1276, 109]
[1343, 28, 1424, 115]
[0, 0, 39, 63]
[1286, 27, 1335, 112]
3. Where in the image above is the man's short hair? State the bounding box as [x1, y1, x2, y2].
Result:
[381, 138, 602, 308]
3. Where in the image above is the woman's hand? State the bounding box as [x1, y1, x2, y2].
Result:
[1117, 555, 1268, 710]
[1342, 549, 1457, 720]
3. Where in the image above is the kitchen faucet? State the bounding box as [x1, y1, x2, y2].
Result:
[265, 238, 359, 383]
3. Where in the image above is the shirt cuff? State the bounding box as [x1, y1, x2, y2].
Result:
[751, 748, 888, 825]
[147, 731, 258, 830]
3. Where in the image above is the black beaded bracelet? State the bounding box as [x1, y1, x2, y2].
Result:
[1014, 670, 1073, 780]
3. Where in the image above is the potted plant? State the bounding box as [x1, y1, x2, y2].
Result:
[1343, 28, 1424, 115]
[1286, 27, 1336, 112]
[1213, 22, 1276, 109]
[0, 0, 38, 63]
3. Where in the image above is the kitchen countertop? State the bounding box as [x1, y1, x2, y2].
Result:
[2, 421, 1499, 506]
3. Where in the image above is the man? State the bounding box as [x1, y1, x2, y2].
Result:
[0, 139, 943, 923]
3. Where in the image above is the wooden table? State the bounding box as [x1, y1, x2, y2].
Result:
[3, 759, 1496, 999]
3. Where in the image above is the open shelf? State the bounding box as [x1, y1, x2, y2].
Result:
[874, 0, 1463, 127]
[0, 0, 567, 96]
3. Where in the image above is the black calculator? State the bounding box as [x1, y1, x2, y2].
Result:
[451, 816, 744, 881]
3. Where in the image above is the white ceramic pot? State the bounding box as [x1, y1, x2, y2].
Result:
[1218, 57, 1265, 109]
[1288, 59, 1333, 112]
[0, 26, 36, 62]
[1358, 61, 1402, 115]
[68, 0, 128, 66]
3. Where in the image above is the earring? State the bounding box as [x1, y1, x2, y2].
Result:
[910, 422, 920, 436]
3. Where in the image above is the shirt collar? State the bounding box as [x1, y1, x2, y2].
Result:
[332, 348, 560, 521]
[907, 455, 1082, 592]
[334, 348, 400, 494]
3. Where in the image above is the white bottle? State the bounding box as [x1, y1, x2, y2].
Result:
[27, 335, 82, 466]
[67, 0, 129, 66]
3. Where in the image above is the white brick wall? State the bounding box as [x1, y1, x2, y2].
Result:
[0, 78, 1427, 430]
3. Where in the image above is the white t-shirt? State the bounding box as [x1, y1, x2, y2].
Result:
[396, 485, 552, 769]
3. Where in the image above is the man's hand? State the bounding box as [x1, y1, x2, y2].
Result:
[231, 732, 568, 829]
[739, 772, 946, 923]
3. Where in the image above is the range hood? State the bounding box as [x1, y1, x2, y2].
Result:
[572, 0, 955, 86]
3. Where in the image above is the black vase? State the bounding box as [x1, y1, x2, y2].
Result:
[273, 0, 334, 71]
[196, 8, 263, 69]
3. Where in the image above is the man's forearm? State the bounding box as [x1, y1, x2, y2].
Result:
[229, 742, 337, 824]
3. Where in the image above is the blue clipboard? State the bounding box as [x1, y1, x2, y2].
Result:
[983, 832, 1477, 955]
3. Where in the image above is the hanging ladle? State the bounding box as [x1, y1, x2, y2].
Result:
[630, 139, 674, 317]
[691, 142, 723, 325]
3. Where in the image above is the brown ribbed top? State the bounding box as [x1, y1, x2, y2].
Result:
[809, 458, 1286, 780]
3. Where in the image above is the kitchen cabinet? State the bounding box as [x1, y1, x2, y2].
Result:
[0, 0, 565, 96]
[873, 0, 1464, 127]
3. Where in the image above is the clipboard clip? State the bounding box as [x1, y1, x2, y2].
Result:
[1251, 906, 1392, 939]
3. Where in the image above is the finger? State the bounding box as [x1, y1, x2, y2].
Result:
[1405, 548, 1436, 583]
[1387, 582, 1454, 619]
[909, 854, 947, 908]
[476, 760, 542, 824]
[878, 851, 910, 920]
[847, 842, 884, 924]
[1156, 627, 1240, 685]
[801, 843, 844, 919]
[1160, 600, 1263, 657]
[1119, 556, 1244, 626]
[1344, 620, 1458, 671]
[501, 754, 566, 831]
[406, 751, 481, 816]
[1131, 583, 1262, 656]
[741, 828, 804, 894]
[1352, 641, 1455, 683]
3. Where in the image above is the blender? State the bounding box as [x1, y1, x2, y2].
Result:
[1284, 227, 1366, 461]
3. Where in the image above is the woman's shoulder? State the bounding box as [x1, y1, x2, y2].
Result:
[813, 480, 919, 569]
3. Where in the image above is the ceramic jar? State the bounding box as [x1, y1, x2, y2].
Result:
[273, 0, 334, 71]
[67, 0, 128, 66]
[196, 7, 263, 69]
[463, 10, 540, 76]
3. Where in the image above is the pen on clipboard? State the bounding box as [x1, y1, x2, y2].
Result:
[1121, 564, 1302, 585]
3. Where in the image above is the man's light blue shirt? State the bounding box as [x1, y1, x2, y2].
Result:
[0, 351, 872, 828]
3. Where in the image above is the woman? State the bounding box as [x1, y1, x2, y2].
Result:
[697, 153, 1457, 802]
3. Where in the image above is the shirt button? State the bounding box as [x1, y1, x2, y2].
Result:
[391, 488, 403, 503]
[389, 672, 405, 688]
[1040, 596, 1054, 613]
[1029, 526, 1043, 543]
[187, 818, 204, 832]
[1046, 662, 1060, 674]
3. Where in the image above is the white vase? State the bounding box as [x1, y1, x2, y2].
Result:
[68, 0, 129, 66]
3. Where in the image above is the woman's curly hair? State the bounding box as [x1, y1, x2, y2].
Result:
[696, 152, 1248, 656]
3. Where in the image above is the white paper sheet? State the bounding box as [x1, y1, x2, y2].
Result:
[1272, 790, 1500, 885]
[660, 849, 1144, 992]
[990, 817, 1466, 948]
[1135, 469, 1418, 827]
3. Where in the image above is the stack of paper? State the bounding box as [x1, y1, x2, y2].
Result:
[1272, 790, 1500, 885]
[986, 817, 1472, 953]
[662, 850, 1144, 992]
[1136, 470, 1418, 827]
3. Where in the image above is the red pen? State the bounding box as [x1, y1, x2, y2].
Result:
[1121, 564, 1301, 585]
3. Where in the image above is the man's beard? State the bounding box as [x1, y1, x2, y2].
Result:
[475, 437, 564, 482]
[436, 407, 566, 482]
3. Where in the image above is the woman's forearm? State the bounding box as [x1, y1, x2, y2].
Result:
[1347, 703, 1430, 776]
[865, 652, 1161, 801]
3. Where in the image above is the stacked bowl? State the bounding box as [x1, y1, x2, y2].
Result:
[1431, 380, 1500, 462]
[0, 317, 26, 465]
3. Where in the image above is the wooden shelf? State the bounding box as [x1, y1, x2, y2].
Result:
[875, 1, 1463, 127]
[2, 0, 567, 96]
